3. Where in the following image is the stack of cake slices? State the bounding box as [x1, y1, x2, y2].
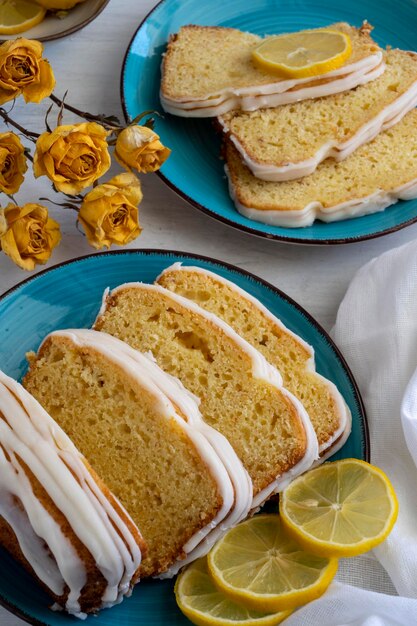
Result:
[160, 23, 417, 226]
[1, 265, 351, 617]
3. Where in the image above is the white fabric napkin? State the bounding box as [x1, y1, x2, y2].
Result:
[284, 239, 417, 624]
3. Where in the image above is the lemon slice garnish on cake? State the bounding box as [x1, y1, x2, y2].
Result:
[175, 557, 292, 626]
[0, 0, 46, 35]
[280, 459, 399, 557]
[252, 29, 352, 78]
[207, 514, 338, 612]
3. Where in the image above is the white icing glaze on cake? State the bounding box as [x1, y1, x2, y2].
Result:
[42, 329, 248, 575]
[0, 371, 142, 619]
[220, 67, 417, 181]
[226, 166, 417, 227]
[97, 283, 319, 510]
[157, 263, 351, 455]
[160, 54, 384, 117]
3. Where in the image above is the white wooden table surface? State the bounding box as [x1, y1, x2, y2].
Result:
[0, 0, 413, 623]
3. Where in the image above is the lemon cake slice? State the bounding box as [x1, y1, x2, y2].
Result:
[160, 23, 384, 117]
[94, 283, 319, 509]
[225, 109, 417, 227]
[219, 49, 417, 181]
[31, 329, 253, 579]
[157, 264, 351, 458]
[0, 370, 145, 618]
[23, 329, 241, 578]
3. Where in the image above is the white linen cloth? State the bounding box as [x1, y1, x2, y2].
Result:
[285, 238, 417, 625]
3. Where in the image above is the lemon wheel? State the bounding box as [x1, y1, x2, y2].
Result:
[280, 459, 399, 558]
[207, 514, 338, 613]
[175, 557, 292, 626]
[252, 29, 352, 78]
[0, 0, 46, 35]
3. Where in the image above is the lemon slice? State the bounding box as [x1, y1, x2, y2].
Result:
[175, 557, 292, 626]
[280, 459, 399, 557]
[252, 29, 352, 78]
[207, 514, 337, 612]
[0, 0, 46, 35]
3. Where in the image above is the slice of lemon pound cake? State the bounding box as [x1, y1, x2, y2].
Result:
[23, 329, 238, 578]
[161, 22, 383, 117]
[94, 283, 319, 508]
[219, 49, 417, 181]
[225, 109, 417, 227]
[157, 264, 351, 458]
[0, 370, 145, 618]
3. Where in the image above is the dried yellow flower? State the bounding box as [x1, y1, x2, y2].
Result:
[0, 38, 55, 105]
[0, 203, 61, 271]
[0, 132, 27, 195]
[78, 172, 143, 250]
[115, 125, 171, 173]
[33, 122, 111, 195]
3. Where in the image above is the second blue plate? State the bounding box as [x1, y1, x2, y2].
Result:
[121, 0, 417, 244]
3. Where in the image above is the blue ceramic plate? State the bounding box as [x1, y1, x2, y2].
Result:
[0, 250, 368, 625]
[121, 0, 417, 245]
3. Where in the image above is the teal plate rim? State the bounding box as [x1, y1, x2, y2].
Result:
[120, 0, 417, 246]
[0, 249, 369, 625]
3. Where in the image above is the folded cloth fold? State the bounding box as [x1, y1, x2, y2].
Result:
[286, 238, 417, 624]
[284, 582, 417, 625]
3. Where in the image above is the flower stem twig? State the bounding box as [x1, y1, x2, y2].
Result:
[24, 148, 33, 163]
[44, 103, 54, 133]
[0, 108, 40, 143]
[49, 93, 122, 130]
[39, 197, 81, 211]
[56, 90, 67, 127]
